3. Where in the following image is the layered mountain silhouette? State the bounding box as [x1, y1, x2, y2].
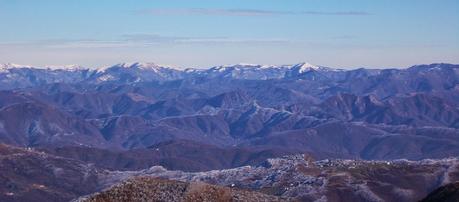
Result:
[0, 63, 458, 161]
[1, 62, 458, 201]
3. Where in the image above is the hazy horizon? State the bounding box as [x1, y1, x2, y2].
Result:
[1, 0, 458, 68]
[1, 61, 458, 71]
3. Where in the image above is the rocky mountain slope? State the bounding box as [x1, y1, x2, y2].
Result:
[0, 144, 101, 202]
[1, 143, 458, 202]
[0, 63, 458, 162]
[76, 177, 284, 202]
[0, 62, 458, 201]
[100, 154, 459, 202]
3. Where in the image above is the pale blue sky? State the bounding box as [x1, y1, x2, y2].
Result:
[0, 0, 458, 68]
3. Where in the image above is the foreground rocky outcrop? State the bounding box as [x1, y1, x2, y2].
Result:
[99, 155, 459, 202]
[2, 143, 459, 202]
[76, 177, 284, 202]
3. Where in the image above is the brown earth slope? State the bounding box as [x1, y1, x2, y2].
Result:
[77, 177, 285, 202]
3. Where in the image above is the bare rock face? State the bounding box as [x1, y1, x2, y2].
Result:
[76, 177, 285, 202]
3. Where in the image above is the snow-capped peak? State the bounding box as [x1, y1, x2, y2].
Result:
[0, 63, 35, 73]
[119, 62, 161, 69]
[0, 63, 90, 72]
[0, 63, 34, 69]
[98, 62, 173, 73]
[292, 62, 320, 73]
[231, 63, 275, 68]
[0, 64, 8, 73]
[233, 63, 260, 67]
[211, 63, 277, 72]
[45, 64, 88, 71]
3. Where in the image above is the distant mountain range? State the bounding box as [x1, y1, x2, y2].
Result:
[0, 62, 337, 84]
[0, 62, 458, 201]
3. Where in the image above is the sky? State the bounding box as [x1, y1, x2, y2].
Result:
[0, 0, 458, 69]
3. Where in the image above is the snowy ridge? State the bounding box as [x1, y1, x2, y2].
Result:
[0, 61, 330, 73]
[0, 62, 450, 84]
[291, 62, 320, 73]
[0, 63, 34, 70]
[98, 62, 171, 72]
[0, 63, 88, 71]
